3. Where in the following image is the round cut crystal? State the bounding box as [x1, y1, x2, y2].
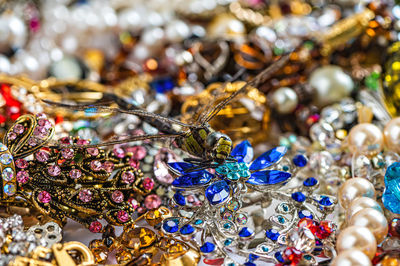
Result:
[79, 189, 93, 202]
[2, 167, 14, 181]
[35, 151, 49, 162]
[69, 169, 82, 179]
[61, 148, 74, 159]
[15, 159, 28, 169]
[90, 160, 102, 171]
[38, 191, 51, 203]
[4, 183, 16, 196]
[16, 171, 29, 184]
[0, 143, 8, 152]
[111, 190, 124, 203]
[48, 165, 61, 176]
[13, 124, 24, 134]
[144, 194, 161, 209]
[121, 171, 135, 184]
[0, 153, 13, 165]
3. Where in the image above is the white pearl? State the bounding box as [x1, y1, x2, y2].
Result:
[309, 65, 354, 107]
[166, 20, 190, 42]
[272, 87, 299, 114]
[141, 27, 165, 47]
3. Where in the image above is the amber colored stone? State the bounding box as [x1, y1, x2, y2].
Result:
[389, 218, 400, 237]
[144, 206, 172, 226]
[381, 257, 400, 266]
[168, 243, 185, 254]
[115, 249, 133, 264]
[120, 227, 156, 249]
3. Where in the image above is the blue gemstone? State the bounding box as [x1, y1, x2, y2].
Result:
[173, 191, 186, 206]
[162, 219, 179, 233]
[293, 154, 307, 167]
[172, 170, 213, 188]
[227, 172, 240, 181]
[231, 140, 254, 163]
[248, 254, 259, 262]
[205, 180, 230, 205]
[383, 162, 400, 214]
[223, 223, 231, 229]
[291, 192, 306, 202]
[319, 196, 333, 206]
[238, 227, 254, 238]
[249, 146, 287, 171]
[303, 254, 312, 260]
[244, 262, 256, 266]
[303, 177, 318, 187]
[193, 219, 203, 225]
[274, 252, 284, 263]
[168, 162, 197, 174]
[298, 210, 313, 219]
[265, 229, 280, 241]
[150, 78, 175, 93]
[224, 238, 233, 246]
[200, 242, 215, 253]
[216, 165, 229, 175]
[246, 170, 291, 186]
[261, 246, 269, 252]
[180, 224, 195, 235]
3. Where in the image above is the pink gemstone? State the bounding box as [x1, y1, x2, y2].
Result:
[13, 124, 24, 134]
[87, 147, 99, 156]
[48, 165, 61, 176]
[113, 147, 125, 158]
[69, 169, 82, 179]
[137, 207, 146, 214]
[144, 194, 161, 210]
[35, 151, 49, 162]
[154, 158, 174, 184]
[36, 113, 47, 119]
[61, 148, 74, 159]
[128, 198, 139, 209]
[38, 119, 52, 130]
[111, 190, 124, 203]
[15, 159, 28, 169]
[59, 137, 72, 145]
[103, 161, 114, 173]
[16, 171, 29, 184]
[28, 138, 37, 146]
[7, 132, 17, 140]
[90, 160, 102, 171]
[76, 139, 89, 145]
[33, 126, 47, 139]
[142, 177, 154, 190]
[38, 191, 51, 203]
[79, 189, 93, 202]
[89, 221, 102, 233]
[127, 146, 147, 160]
[116, 210, 130, 223]
[121, 171, 135, 184]
[128, 159, 140, 169]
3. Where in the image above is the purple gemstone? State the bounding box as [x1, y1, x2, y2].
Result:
[16, 171, 29, 184]
[7, 132, 17, 141]
[144, 194, 162, 210]
[48, 165, 61, 176]
[13, 124, 24, 134]
[113, 147, 125, 158]
[28, 138, 37, 146]
[103, 161, 114, 173]
[121, 171, 135, 184]
[15, 159, 28, 169]
[38, 119, 52, 130]
[33, 126, 47, 139]
[90, 160, 102, 171]
[117, 210, 130, 223]
[38, 191, 51, 203]
[61, 148, 74, 159]
[79, 189, 93, 202]
[69, 169, 82, 179]
[87, 147, 99, 156]
[59, 137, 72, 145]
[111, 190, 124, 203]
[35, 151, 49, 162]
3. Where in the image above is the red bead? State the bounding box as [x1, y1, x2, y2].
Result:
[282, 247, 302, 265]
[203, 258, 224, 265]
[315, 220, 334, 239]
[0, 84, 22, 120]
[298, 218, 318, 234]
[389, 218, 400, 237]
[0, 115, 6, 124]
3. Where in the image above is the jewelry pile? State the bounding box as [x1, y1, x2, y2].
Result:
[1, 0, 400, 265]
